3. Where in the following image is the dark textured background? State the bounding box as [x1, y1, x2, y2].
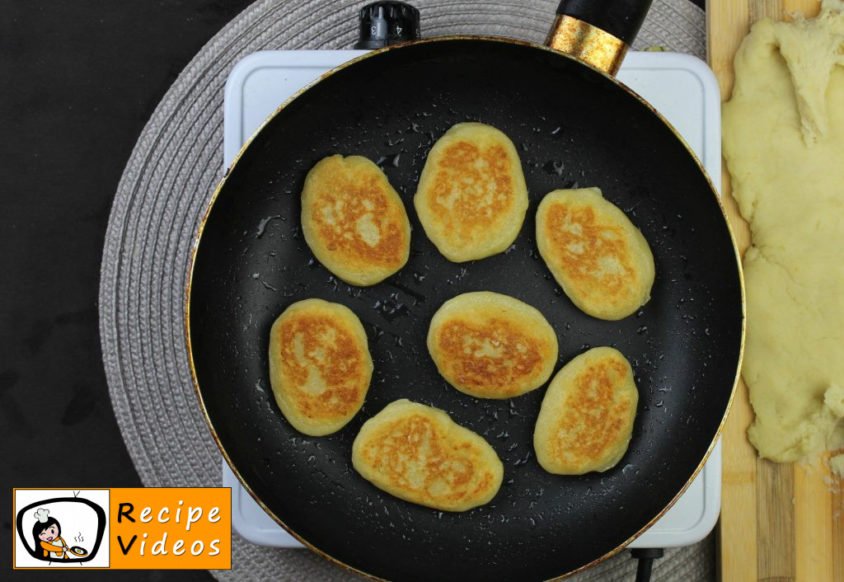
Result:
[0, 0, 705, 579]
[0, 2, 252, 579]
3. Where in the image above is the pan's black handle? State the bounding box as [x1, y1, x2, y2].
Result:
[546, 0, 653, 76]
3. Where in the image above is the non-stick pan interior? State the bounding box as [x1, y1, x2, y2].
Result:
[189, 39, 742, 581]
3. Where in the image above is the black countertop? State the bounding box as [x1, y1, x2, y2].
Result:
[0, 2, 252, 579]
[1, 1, 705, 579]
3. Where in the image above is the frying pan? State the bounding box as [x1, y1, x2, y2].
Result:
[68, 546, 88, 557]
[187, 1, 744, 579]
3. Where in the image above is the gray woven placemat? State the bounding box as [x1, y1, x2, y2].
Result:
[99, 1, 712, 580]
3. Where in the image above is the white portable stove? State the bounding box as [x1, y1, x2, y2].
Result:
[221, 49, 723, 550]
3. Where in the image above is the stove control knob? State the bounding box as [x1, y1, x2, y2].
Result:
[354, 1, 420, 49]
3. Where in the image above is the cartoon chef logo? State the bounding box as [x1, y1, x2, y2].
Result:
[32, 507, 90, 560]
[14, 489, 109, 568]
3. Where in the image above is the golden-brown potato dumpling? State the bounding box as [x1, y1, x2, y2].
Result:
[352, 399, 503, 511]
[534, 347, 639, 475]
[302, 155, 411, 286]
[414, 122, 528, 262]
[427, 291, 558, 399]
[268, 298, 373, 436]
[536, 187, 655, 320]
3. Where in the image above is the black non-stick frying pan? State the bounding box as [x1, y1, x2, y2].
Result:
[187, 1, 744, 580]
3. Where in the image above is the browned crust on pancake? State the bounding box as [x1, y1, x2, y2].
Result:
[357, 413, 493, 504]
[427, 291, 558, 399]
[302, 155, 410, 285]
[433, 317, 549, 398]
[549, 354, 634, 464]
[352, 400, 503, 511]
[427, 141, 515, 243]
[536, 188, 654, 320]
[541, 201, 636, 302]
[534, 347, 638, 474]
[274, 313, 367, 420]
[309, 173, 405, 267]
[269, 299, 372, 436]
[414, 123, 528, 262]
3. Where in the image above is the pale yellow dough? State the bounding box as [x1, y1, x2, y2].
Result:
[722, 0, 844, 462]
[830, 454, 844, 478]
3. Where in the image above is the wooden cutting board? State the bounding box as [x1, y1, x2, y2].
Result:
[706, 1, 844, 581]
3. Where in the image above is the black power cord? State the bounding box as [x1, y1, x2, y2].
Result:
[631, 547, 664, 582]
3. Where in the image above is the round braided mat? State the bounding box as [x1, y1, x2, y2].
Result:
[99, 0, 713, 579]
